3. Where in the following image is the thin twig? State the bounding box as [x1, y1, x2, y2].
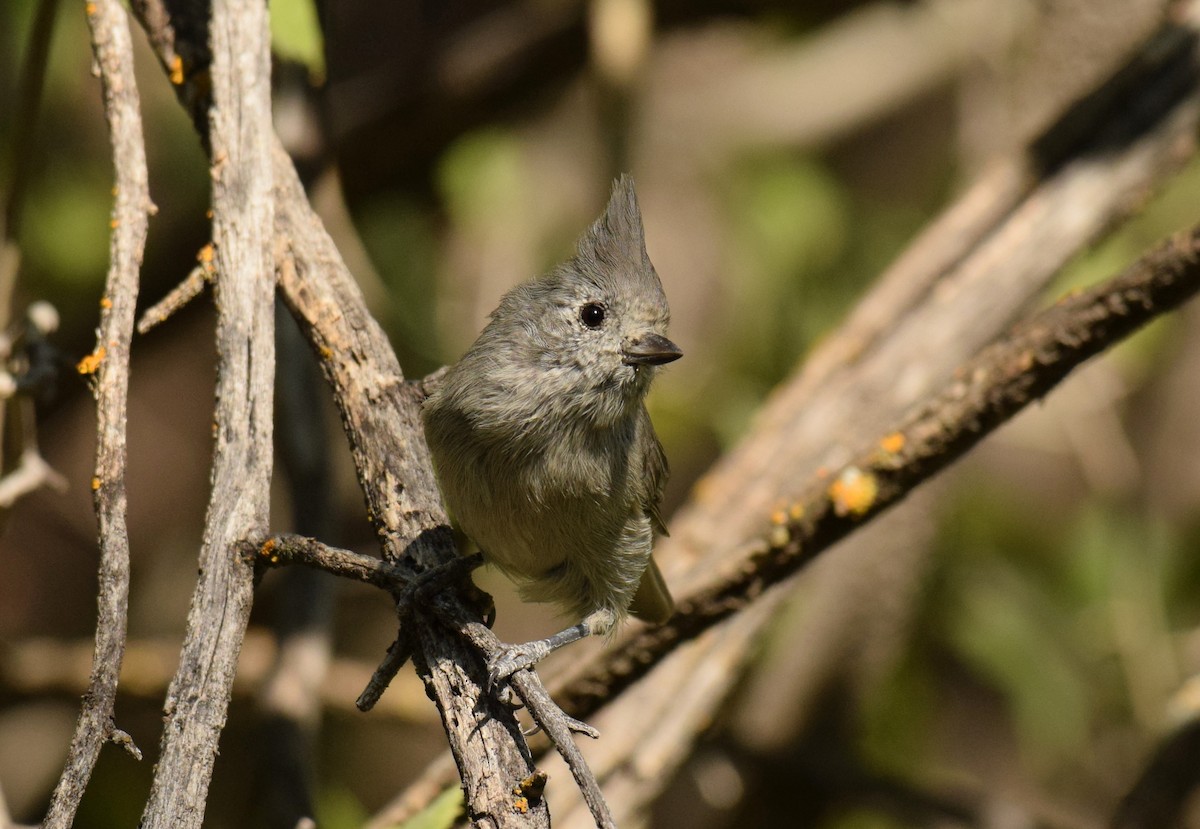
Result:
[254, 534, 417, 588]
[0, 443, 65, 507]
[138, 0, 275, 824]
[136, 246, 212, 334]
[40, 0, 148, 824]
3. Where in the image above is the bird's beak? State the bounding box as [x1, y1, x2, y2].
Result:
[622, 333, 683, 366]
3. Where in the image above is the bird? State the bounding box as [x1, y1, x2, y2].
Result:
[422, 175, 681, 683]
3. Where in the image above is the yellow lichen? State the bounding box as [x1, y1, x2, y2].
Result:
[76, 346, 107, 375]
[829, 466, 879, 518]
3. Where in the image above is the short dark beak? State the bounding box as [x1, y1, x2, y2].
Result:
[622, 333, 683, 366]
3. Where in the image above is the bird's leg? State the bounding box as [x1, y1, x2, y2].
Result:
[409, 551, 492, 623]
[487, 608, 616, 688]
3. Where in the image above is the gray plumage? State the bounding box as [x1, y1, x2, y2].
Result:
[422, 176, 679, 660]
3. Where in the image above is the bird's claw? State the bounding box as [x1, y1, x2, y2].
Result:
[486, 640, 553, 690]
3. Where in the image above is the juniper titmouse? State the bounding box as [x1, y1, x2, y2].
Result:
[422, 175, 681, 682]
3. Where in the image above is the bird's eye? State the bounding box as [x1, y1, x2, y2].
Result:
[580, 302, 606, 329]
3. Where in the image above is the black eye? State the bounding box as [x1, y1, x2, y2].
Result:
[580, 302, 606, 329]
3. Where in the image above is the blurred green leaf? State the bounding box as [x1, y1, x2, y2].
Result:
[945, 558, 1092, 768]
[393, 785, 464, 829]
[355, 194, 441, 368]
[315, 784, 369, 829]
[859, 648, 936, 781]
[826, 808, 911, 829]
[23, 163, 110, 287]
[271, 0, 325, 78]
[438, 129, 524, 230]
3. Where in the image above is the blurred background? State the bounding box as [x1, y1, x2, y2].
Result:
[3, 0, 1200, 826]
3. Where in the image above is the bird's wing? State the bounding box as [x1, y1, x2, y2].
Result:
[639, 405, 671, 538]
[629, 556, 674, 623]
[627, 405, 675, 624]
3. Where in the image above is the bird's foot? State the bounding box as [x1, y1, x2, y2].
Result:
[403, 552, 493, 626]
[486, 639, 555, 688]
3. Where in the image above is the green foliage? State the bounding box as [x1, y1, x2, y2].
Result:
[314, 785, 369, 829]
[723, 152, 850, 378]
[391, 785, 464, 829]
[438, 129, 525, 232]
[826, 810, 910, 829]
[354, 193, 442, 369]
[270, 0, 325, 78]
[22, 162, 111, 288]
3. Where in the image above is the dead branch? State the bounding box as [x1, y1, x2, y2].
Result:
[39, 0, 148, 824]
[273, 158, 555, 825]
[136, 0, 276, 824]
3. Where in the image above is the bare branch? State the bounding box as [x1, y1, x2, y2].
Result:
[137, 0, 275, 824]
[253, 534, 417, 588]
[0, 444, 66, 507]
[39, 0, 148, 824]
[273, 173, 552, 824]
[136, 244, 213, 334]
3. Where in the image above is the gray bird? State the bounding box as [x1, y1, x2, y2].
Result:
[422, 175, 681, 682]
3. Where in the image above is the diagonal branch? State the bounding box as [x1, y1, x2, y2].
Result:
[40, 0, 149, 824]
[137, 0, 276, 825]
[273, 154, 553, 826]
[555, 223, 1200, 720]
[540, 0, 1200, 755]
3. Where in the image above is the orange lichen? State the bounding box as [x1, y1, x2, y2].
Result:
[91, 476, 101, 491]
[100, 297, 113, 309]
[76, 346, 107, 375]
[829, 466, 879, 518]
[788, 502, 805, 521]
[259, 538, 279, 564]
[880, 432, 905, 454]
[169, 55, 185, 86]
[198, 243, 214, 264]
[85, 1, 97, 15]
[511, 771, 546, 810]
